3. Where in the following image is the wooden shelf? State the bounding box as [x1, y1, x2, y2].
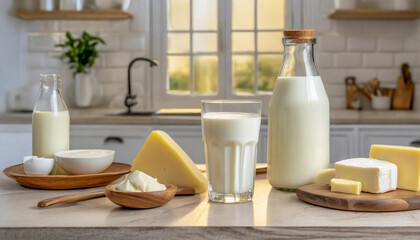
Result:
[16, 9, 132, 20]
[329, 9, 419, 20]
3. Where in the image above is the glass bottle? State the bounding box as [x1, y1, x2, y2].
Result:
[267, 30, 330, 191]
[32, 74, 70, 174]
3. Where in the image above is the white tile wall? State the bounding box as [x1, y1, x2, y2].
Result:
[305, 0, 420, 109]
[20, 0, 150, 110]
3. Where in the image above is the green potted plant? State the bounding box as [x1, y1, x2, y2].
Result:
[56, 31, 106, 107]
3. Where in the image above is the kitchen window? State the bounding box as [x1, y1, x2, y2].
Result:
[152, 0, 297, 109]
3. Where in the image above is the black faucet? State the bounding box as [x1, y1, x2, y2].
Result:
[125, 57, 159, 114]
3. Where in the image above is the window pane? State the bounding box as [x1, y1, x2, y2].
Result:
[232, 55, 255, 93]
[258, 54, 283, 92]
[232, 32, 255, 52]
[193, 55, 218, 95]
[168, 0, 190, 31]
[258, 32, 283, 52]
[232, 0, 254, 30]
[193, 33, 217, 53]
[168, 56, 190, 93]
[193, 0, 217, 30]
[257, 0, 285, 30]
[168, 33, 190, 53]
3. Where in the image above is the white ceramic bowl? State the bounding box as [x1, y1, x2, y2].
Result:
[55, 149, 115, 175]
[371, 95, 391, 110]
[23, 156, 55, 175]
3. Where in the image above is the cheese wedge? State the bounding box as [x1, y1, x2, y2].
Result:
[315, 169, 335, 184]
[131, 130, 208, 193]
[335, 158, 397, 193]
[370, 144, 420, 191]
[331, 178, 362, 195]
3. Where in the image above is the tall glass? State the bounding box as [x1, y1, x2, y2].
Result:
[201, 100, 262, 203]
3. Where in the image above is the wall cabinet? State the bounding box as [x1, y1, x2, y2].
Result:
[1, 124, 419, 170]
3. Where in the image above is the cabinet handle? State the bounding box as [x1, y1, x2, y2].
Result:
[104, 136, 124, 144]
[410, 140, 420, 147]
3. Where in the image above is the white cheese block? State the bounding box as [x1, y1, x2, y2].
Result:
[334, 158, 397, 193]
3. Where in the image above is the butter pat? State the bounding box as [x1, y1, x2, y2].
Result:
[315, 169, 335, 184]
[370, 144, 420, 191]
[131, 131, 207, 193]
[335, 158, 397, 193]
[331, 178, 362, 195]
[115, 170, 166, 192]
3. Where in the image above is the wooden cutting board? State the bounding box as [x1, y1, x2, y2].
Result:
[296, 184, 420, 212]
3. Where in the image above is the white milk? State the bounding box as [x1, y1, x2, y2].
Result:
[32, 111, 70, 158]
[267, 76, 330, 189]
[202, 112, 261, 194]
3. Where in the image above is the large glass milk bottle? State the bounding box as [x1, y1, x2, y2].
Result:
[267, 30, 330, 191]
[32, 74, 70, 175]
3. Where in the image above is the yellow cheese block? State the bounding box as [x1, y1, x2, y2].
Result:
[315, 169, 335, 184]
[331, 178, 362, 195]
[131, 130, 207, 193]
[370, 144, 420, 191]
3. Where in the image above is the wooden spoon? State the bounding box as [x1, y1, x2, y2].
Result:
[38, 184, 195, 209]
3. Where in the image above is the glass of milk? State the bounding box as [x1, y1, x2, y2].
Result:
[201, 100, 262, 203]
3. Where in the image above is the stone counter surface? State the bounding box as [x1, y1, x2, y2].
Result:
[2, 108, 420, 125]
[2, 174, 420, 239]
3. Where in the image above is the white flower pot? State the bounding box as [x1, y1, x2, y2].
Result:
[334, 0, 358, 9]
[74, 72, 94, 108]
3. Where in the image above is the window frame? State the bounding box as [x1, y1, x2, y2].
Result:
[151, 0, 301, 110]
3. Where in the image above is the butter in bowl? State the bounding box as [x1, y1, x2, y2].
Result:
[54, 149, 115, 175]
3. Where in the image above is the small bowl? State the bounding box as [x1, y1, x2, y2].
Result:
[23, 156, 55, 175]
[55, 149, 115, 175]
[372, 95, 391, 111]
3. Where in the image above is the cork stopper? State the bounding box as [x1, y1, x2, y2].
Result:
[284, 30, 315, 38]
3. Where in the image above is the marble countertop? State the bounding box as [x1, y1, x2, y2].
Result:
[1, 173, 420, 239]
[1, 108, 420, 125]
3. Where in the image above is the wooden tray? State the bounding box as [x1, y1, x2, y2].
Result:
[196, 163, 267, 174]
[3, 162, 131, 190]
[296, 184, 420, 212]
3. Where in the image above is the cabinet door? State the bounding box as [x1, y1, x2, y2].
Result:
[0, 124, 32, 170]
[359, 126, 420, 157]
[70, 125, 151, 165]
[156, 125, 205, 164]
[330, 126, 357, 165]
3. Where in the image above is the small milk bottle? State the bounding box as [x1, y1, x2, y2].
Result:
[267, 30, 330, 191]
[32, 74, 70, 175]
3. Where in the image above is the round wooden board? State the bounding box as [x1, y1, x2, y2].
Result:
[296, 184, 420, 212]
[3, 162, 131, 190]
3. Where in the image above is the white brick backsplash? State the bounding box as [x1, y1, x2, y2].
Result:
[320, 69, 347, 84]
[316, 53, 333, 68]
[319, 35, 346, 52]
[377, 36, 404, 52]
[28, 33, 64, 51]
[96, 68, 117, 83]
[363, 53, 393, 67]
[404, 37, 418, 51]
[324, 84, 345, 98]
[120, 34, 145, 50]
[115, 68, 128, 83]
[97, 33, 120, 51]
[335, 53, 362, 68]
[345, 69, 377, 83]
[130, 65, 147, 85]
[394, 53, 417, 67]
[109, 20, 130, 32]
[103, 83, 125, 98]
[411, 68, 420, 83]
[46, 53, 62, 67]
[347, 36, 376, 51]
[334, 20, 366, 34]
[60, 20, 110, 32]
[314, 17, 332, 33]
[105, 52, 132, 67]
[28, 53, 45, 67]
[377, 69, 400, 83]
[27, 20, 60, 32]
[329, 97, 346, 109]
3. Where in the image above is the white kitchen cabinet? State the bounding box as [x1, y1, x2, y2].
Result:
[70, 125, 152, 165]
[0, 124, 32, 170]
[2, 124, 420, 171]
[358, 125, 420, 157]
